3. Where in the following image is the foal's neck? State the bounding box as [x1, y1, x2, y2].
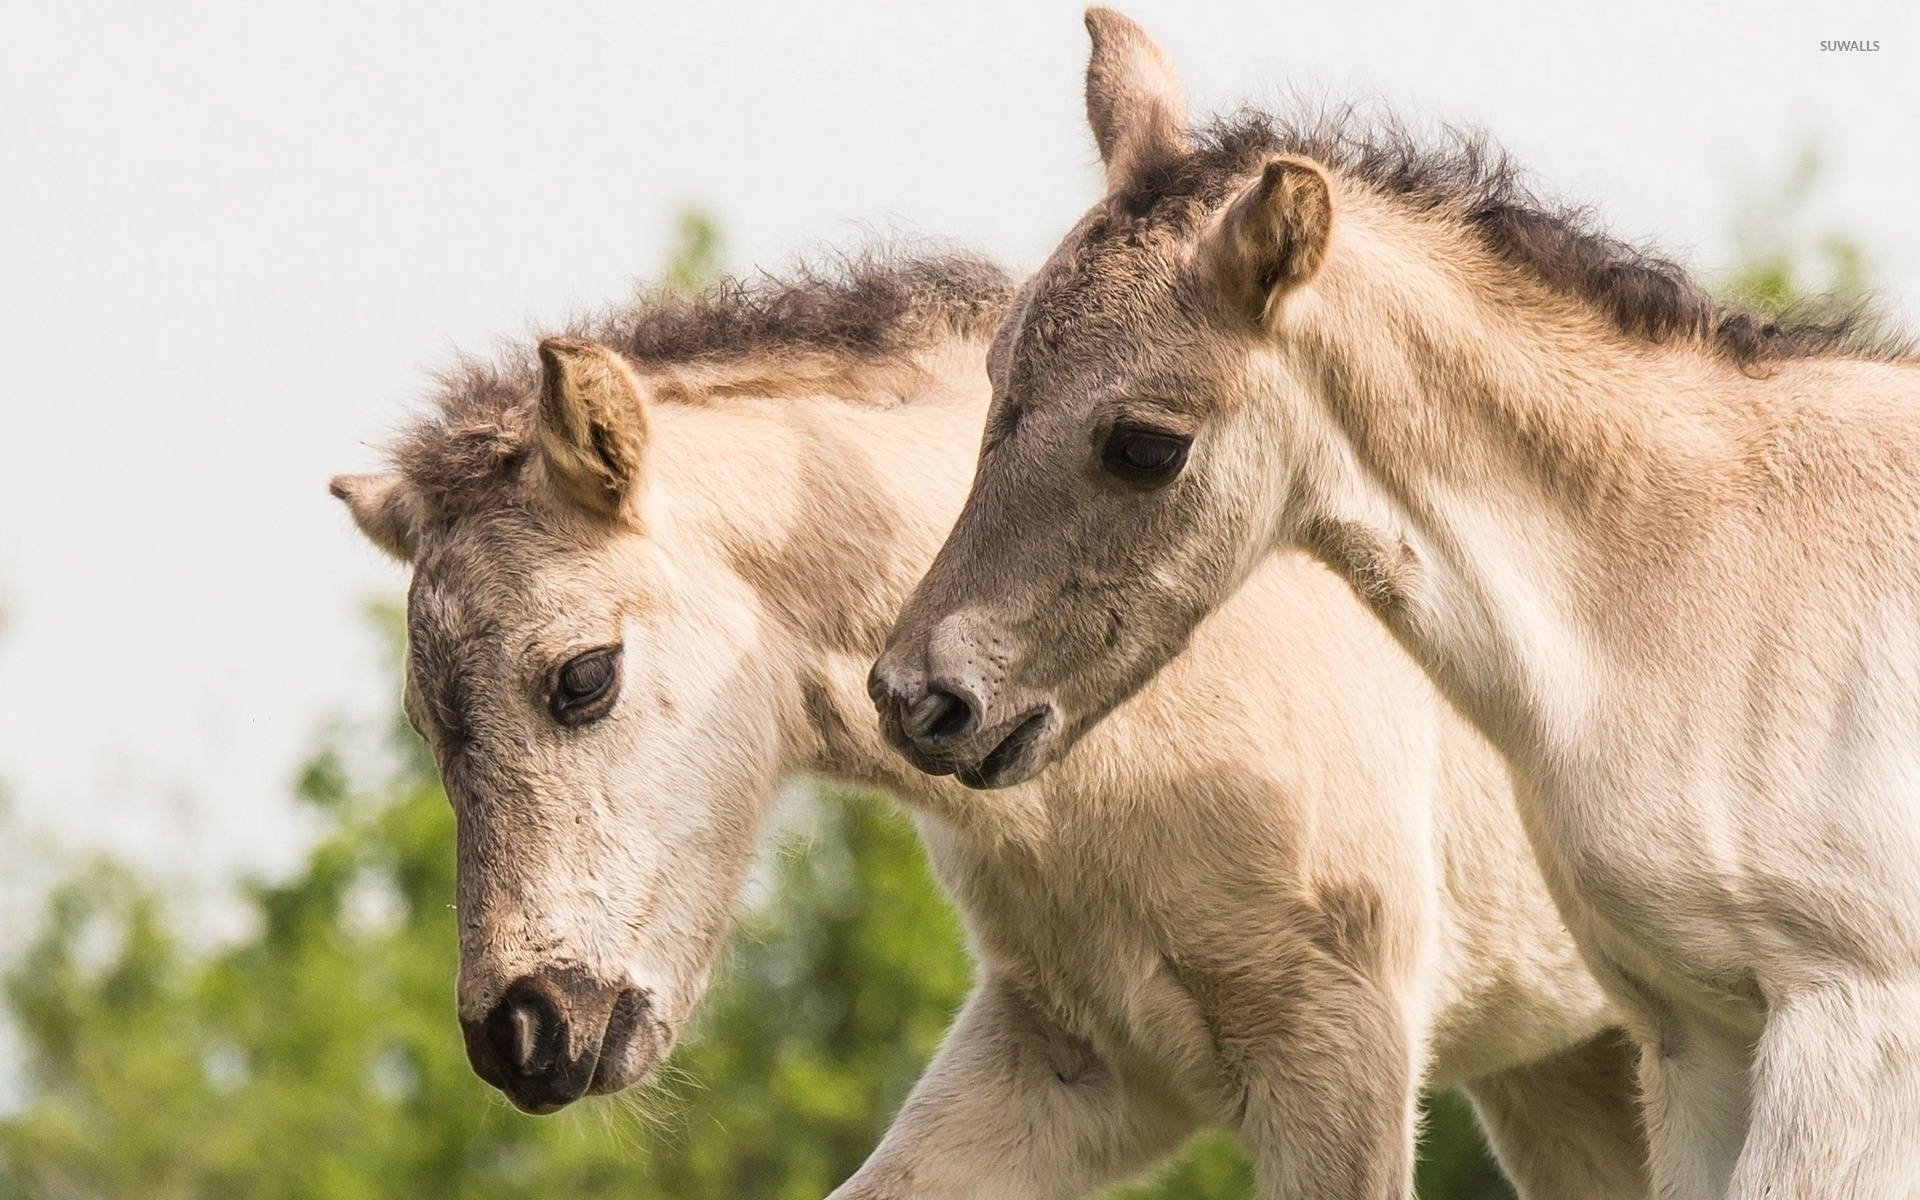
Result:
[663, 347, 1056, 843]
[1284, 208, 1747, 765]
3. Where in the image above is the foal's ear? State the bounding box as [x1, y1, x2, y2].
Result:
[330, 473, 422, 562]
[1205, 155, 1334, 322]
[535, 337, 649, 522]
[1084, 8, 1188, 189]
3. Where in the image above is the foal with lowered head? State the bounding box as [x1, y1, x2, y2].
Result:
[334, 254, 1647, 1197]
[872, 11, 1920, 1198]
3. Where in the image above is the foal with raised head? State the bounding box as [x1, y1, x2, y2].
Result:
[872, 11, 1920, 1197]
[333, 254, 1648, 1197]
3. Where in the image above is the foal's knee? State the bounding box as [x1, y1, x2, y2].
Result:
[1232, 972, 1420, 1198]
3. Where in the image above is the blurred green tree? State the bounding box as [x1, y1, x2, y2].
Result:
[659, 204, 726, 297]
[0, 606, 972, 1200]
[1722, 140, 1871, 313]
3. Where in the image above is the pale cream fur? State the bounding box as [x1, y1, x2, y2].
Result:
[874, 11, 1920, 1197]
[1268, 182, 1920, 1198]
[336, 332, 1650, 1198]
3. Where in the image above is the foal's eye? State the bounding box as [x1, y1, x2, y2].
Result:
[1100, 426, 1192, 486]
[550, 645, 622, 726]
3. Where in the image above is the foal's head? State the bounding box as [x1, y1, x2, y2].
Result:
[872, 11, 1907, 790]
[336, 251, 1007, 1112]
[333, 341, 781, 1113]
[871, 9, 1322, 787]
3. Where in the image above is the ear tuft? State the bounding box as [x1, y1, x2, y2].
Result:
[1083, 8, 1188, 190]
[1209, 155, 1335, 321]
[536, 338, 649, 521]
[331, 473, 421, 561]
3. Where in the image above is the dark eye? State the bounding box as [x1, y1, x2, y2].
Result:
[1100, 426, 1191, 485]
[550, 645, 622, 726]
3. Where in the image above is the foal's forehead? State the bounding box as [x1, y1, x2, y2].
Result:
[1036, 215, 1182, 313]
[405, 504, 645, 666]
[405, 521, 568, 649]
[402, 563, 549, 735]
[1004, 216, 1199, 397]
[404, 571, 509, 685]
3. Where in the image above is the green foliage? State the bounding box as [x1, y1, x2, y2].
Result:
[1415, 1095, 1516, 1200]
[658, 205, 727, 297]
[0, 630, 1518, 1200]
[1722, 141, 1871, 313]
[0, 596, 973, 1197]
[643, 791, 975, 1199]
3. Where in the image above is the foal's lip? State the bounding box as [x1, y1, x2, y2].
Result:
[909, 754, 960, 778]
[956, 709, 1051, 790]
[882, 730, 961, 777]
[585, 987, 655, 1096]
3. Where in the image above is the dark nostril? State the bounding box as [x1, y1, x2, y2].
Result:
[487, 985, 562, 1078]
[904, 686, 978, 745]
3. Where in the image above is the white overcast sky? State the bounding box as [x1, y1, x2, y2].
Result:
[0, 0, 1915, 887]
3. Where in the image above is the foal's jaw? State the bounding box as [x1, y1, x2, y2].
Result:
[959, 707, 1058, 790]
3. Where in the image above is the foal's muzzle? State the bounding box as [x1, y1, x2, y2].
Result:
[868, 652, 1058, 790]
[461, 966, 655, 1113]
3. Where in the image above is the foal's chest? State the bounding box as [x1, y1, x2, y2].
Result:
[1519, 771, 1770, 1026]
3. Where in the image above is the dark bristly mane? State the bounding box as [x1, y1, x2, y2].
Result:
[1113, 104, 1911, 368]
[394, 249, 1012, 518]
[598, 249, 1012, 366]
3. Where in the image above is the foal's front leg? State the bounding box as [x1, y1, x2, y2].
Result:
[828, 971, 1193, 1200]
[1462, 1027, 1652, 1199]
[1189, 951, 1419, 1200]
[1730, 972, 1920, 1200]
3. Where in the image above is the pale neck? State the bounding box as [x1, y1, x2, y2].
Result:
[1280, 203, 1742, 764]
[648, 345, 1056, 844]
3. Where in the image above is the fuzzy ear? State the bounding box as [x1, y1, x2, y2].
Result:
[535, 337, 649, 521]
[1205, 155, 1334, 322]
[1084, 8, 1188, 189]
[330, 473, 421, 561]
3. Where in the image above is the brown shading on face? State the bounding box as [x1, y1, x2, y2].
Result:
[873, 6, 1912, 790]
[871, 234, 1271, 786]
[872, 10, 1913, 793]
[871, 10, 1296, 787]
[334, 253, 1016, 1111]
[338, 342, 740, 1115]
